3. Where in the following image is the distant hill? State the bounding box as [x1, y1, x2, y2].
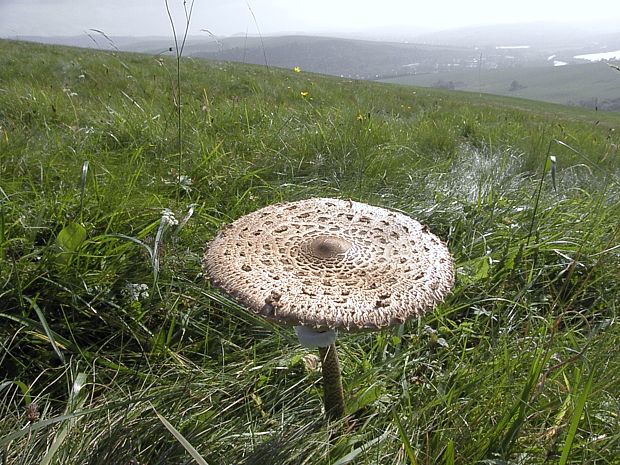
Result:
[380, 61, 620, 111]
[12, 34, 483, 80]
[11, 34, 479, 79]
[186, 36, 479, 79]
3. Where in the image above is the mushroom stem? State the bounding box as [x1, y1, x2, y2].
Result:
[318, 343, 345, 419]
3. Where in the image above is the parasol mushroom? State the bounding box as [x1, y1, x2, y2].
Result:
[202, 198, 454, 419]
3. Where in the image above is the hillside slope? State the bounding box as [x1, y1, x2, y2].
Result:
[187, 35, 474, 79]
[1, 39, 619, 465]
[13, 34, 478, 79]
[13, 32, 620, 111]
[381, 61, 620, 110]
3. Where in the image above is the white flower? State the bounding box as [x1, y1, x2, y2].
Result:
[125, 283, 150, 301]
[62, 87, 78, 97]
[162, 174, 193, 192]
[161, 208, 179, 226]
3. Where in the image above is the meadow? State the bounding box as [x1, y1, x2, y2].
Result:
[0, 39, 619, 464]
[380, 62, 620, 110]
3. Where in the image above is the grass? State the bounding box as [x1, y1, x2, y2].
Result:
[379, 62, 620, 110]
[0, 38, 619, 464]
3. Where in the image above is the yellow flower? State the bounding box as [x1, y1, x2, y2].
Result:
[293, 66, 301, 73]
[300, 91, 309, 97]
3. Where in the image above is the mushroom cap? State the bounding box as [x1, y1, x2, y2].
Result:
[203, 198, 454, 330]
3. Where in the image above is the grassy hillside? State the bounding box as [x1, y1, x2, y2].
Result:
[16, 34, 478, 80]
[1, 39, 619, 465]
[380, 62, 620, 110]
[17, 33, 620, 110]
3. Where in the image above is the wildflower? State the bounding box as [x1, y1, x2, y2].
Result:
[162, 173, 193, 192]
[125, 283, 150, 302]
[161, 208, 179, 226]
[176, 204, 195, 232]
[174, 175, 193, 193]
[179, 175, 193, 188]
[300, 91, 309, 97]
[62, 87, 78, 97]
[293, 66, 301, 73]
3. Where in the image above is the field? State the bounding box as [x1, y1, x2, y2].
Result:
[20, 34, 479, 80]
[17, 32, 620, 110]
[1, 39, 619, 464]
[380, 62, 620, 110]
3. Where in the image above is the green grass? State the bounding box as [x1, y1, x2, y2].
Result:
[379, 61, 620, 110]
[1, 38, 619, 464]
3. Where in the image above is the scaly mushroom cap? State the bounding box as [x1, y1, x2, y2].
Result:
[203, 198, 454, 330]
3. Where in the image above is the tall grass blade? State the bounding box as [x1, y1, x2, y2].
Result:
[0, 204, 4, 261]
[332, 429, 391, 465]
[23, 297, 65, 363]
[246, 1, 269, 68]
[392, 409, 419, 465]
[1, 381, 31, 405]
[0, 411, 96, 447]
[79, 160, 88, 222]
[481, 349, 549, 458]
[39, 372, 88, 465]
[558, 367, 595, 465]
[444, 439, 455, 465]
[107, 234, 154, 260]
[550, 155, 557, 192]
[87, 29, 119, 51]
[164, 0, 195, 199]
[173, 203, 195, 237]
[526, 140, 553, 247]
[553, 138, 619, 184]
[152, 405, 209, 465]
[0, 313, 72, 350]
[152, 213, 170, 285]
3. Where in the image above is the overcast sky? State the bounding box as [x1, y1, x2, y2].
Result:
[1, 0, 619, 38]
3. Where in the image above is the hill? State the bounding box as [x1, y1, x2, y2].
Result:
[185, 35, 474, 79]
[17, 33, 478, 79]
[380, 61, 620, 110]
[1, 39, 619, 464]
[15, 29, 620, 111]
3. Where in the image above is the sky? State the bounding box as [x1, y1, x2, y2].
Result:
[1, 0, 619, 39]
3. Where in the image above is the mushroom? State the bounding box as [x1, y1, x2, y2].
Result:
[202, 198, 454, 419]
